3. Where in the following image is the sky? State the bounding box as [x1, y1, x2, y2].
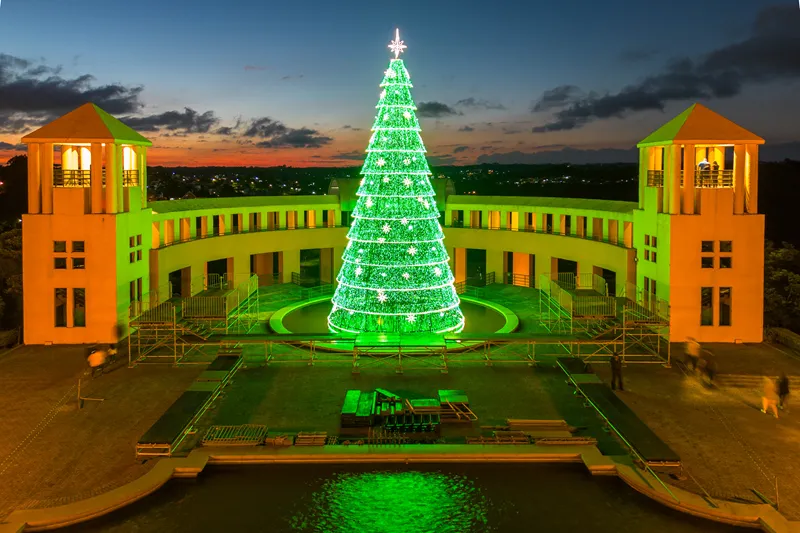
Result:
[1, 0, 799, 166]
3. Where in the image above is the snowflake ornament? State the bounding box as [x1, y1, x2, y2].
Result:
[383, 176, 390, 183]
[434, 267, 442, 277]
[403, 159, 411, 166]
[403, 177, 412, 187]
[423, 200, 430, 209]
[383, 113, 390, 120]
[403, 111, 412, 120]
[377, 290, 388, 303]
[382, 224, 391, 233]
[366, 197, 373, 208]
[412, 156, 417, 162]
[381, 272, 387, 277]
[380, 90, 387, 98]
[401, 217, 409, 225]
[406, 314, 416, 323]
[358, 248, 364, 254]
[355, 258, 361, 263]
[407, 246, 417, 256]
[402, 272, 410, 280]
[378, 237, 386, 243]
[355, 267, 363, 276]
[376, 158, 386, 167]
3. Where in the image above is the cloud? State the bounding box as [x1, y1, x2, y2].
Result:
[215, 116, 244, 136]
[123, 108, 220, 133]
[478, 147, 638, 165]
[330, 150, 364, 161]
[281, 74, 304, 81]
[0, 53, 143, 133]
[455, 97, 506, 110]
[503, 128, 522, 134]
[453, 145, 469, 153]
[458, 125, 474, 132]
[0, 142, 25, 151]
[427, 154, 459, 165]
[244, 65, 267, 71]
[416, 101, 461, 118]
[531, 85, 582, 113]
[244, 117, 332, 148]
[532, 5, 800, 132]
[341, 124, 363, 131]
[619, 48, 659, 63]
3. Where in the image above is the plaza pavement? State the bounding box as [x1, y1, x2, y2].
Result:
[1, 329, 800, 525]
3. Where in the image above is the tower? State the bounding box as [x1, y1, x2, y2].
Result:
[634, 103, 764, 342]
[21, 103, 152, 344]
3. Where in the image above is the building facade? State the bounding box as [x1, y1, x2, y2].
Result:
[20, 103, 764, 345]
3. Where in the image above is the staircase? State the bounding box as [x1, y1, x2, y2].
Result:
[714, 374, 800, 389]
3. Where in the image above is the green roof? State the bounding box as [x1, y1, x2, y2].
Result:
[150, 195, 339, 214]
[638, 103, 764, 146]
[446, 195, 638, 214]
[21, 103, 152, 146]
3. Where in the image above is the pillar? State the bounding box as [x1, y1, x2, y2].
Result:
[284, 250, 300, 284]
[138, 146, 148, 207]
[41, 144, 54, 214]
[105, 143, 119, 214]
[682, 143, 695, 215]
[486, 249, 503, 281]
[90, 143, 104, 214]
[733, 144, 745, 215]
[745, 144, 759, 214]
[667, 144, 681, 215]
[534, 254, 550, 288]
[638, 147, 648, 209]
[27, 143, 41, 214]
[454, 248, 466, 283]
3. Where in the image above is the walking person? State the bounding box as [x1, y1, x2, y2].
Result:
[685, 337, 700, 372]
[87, 347, 108, 378]
[761, 376, 780, 419]
[703, 351, 717, 387]
[610, 352, 624, 391]
[778, 373, 790, 411]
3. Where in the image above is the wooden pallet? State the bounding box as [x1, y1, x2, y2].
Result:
[295, 432, 328, 446]
[466, 435, 530, 445]
[264, 434, 292, 447]
[201, 424, 267, 447]
[506, 419, 570, 430]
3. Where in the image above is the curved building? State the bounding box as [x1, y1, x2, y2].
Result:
[20, 102, 764, 346]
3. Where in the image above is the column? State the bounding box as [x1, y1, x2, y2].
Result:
[733, 144, 745, 215]
[481, 209, 489, 229]
[90, 143, 104, 213]
[486, 250, 503, 282]
[667, 144, 681, 215]
[534, 254, 550, 288]
[283, 250, 300, 284]
[115, 145, 124, 213]
[137, 146, 148, 207]
[745, 144, 759, 214]
[105, 143, 119, 214]
[638, 147, 648, 209]
[27, 143, 41, 214]
[41, 143, 54, 214]
[682, 143, 695, 215]
[454, 248, 466, 283]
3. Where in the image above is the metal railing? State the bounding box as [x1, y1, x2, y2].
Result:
[647, 169, 734, 189]
[444, 224, 629, 249]
[123, 169, 140, 186]
[53, 166, 139, 187]
[505, 272, 533, 287]
[156, 222, 342, 250]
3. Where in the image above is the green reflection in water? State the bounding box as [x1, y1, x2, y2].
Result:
[290, 471, 490, 533]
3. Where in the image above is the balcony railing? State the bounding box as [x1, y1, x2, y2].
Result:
[52, 167, 139, 188]
[646, 169, 734, 189]
[444, 223, 629, 249]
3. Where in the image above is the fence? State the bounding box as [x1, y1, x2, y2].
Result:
[505, 272, 533, 288]
[619, 282, 670, 322]
[553, 273, 607, 296]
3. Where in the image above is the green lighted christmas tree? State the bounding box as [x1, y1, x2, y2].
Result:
[328, 30, 464, 335]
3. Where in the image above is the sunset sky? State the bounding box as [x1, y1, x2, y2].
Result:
[1, 0, 799, 166]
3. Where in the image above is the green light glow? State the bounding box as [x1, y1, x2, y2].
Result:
[328, 58, 464, 334]
[290, 471, 489, 533]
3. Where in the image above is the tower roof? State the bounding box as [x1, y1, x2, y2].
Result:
[21, 103, 152, 146]
[637, 103, 764, 147]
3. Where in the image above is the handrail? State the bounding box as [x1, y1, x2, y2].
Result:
[53, 166, 138, 187]
[444, 224, 628, 249]
[646, 169, 734, 189]
[157, 223, 343, 249]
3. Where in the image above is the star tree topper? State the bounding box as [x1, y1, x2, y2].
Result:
[388, 28, 407, 59]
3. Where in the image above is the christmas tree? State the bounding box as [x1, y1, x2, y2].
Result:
[328, 30, 464, 335]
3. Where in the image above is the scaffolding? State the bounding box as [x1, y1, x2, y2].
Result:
[539, 273, 616, 335]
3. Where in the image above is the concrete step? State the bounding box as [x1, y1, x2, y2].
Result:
[714, 374, 800, 389]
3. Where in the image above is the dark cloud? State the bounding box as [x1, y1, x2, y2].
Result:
[215, 117, 244, 136]
[330, 150, 364, 161]
[427, 154, 458, 166]
[123, 108, 220, 133]
[244, 117, 332, 148]
[453, 145, 469, 153]
[532, 5, 800, 132]
[281, 74, 304, 81]
[342, 124, 363, 131]
[455, 97, 506, 110]
[244, 65, 267, 71]
[416, 101, 461, 118]
[0, 142, 25, 151]
[619, 48, 659, 63]
[0, 53, 143, 133]
[531, 85, 582, 113]
[503, 128, 522, 135]
[458, 125, 475, 132]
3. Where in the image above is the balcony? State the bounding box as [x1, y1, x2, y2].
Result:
[52, 167, 139, 188]
[646, 169, 734, 189]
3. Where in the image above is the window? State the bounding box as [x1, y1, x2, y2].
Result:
[54, 241, 67, 253]
[720, 241, 732, 253]
[73, 288, 86, 327]
[701, 241, 714, 253]
[54, 288, 67, 327]
[651, 251, 657, 263]
[719, 287, 732, 326]
[719, 257, 732, 269]
[130, 278, 142, 303]
[701, 287, 714, 326]
[129, 236, 136, 248]
[701, 257, 714, 268]
[652, 236, 657, 248]
[129, 252, 136, 263]
[137, 250, 142, 261]
[644, 277, 650, 293]
[644, 250, 650, 261]
[72, 241, 85, 253]
[645, 235, 650, 246]
[72, 257, 85, 269]
[54, 257, 67, 269]
[136, 234, 142, 246]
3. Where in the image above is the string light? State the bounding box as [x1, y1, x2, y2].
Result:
[328, 33, 464, 334]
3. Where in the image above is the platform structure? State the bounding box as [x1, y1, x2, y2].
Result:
[128, 274, 258, 366]
[136, 350, 243, 459]
[538, 274, 670, 365]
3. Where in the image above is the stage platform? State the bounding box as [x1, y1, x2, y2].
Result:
[557, 357, 680, 471]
